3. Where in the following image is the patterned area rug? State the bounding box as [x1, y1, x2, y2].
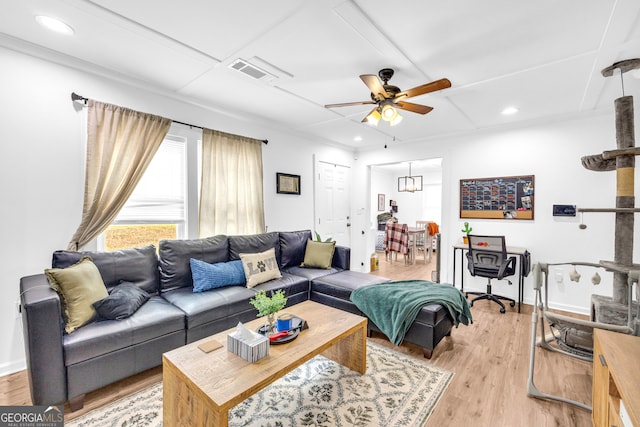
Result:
[67, 341, 452, 427]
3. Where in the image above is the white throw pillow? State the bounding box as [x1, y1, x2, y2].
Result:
[239, 248, 282, 288]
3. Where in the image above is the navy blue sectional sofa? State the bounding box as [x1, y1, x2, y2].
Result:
[19, 229, 453, 410]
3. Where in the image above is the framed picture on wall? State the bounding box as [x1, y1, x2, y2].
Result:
[377, 194, 385, 211]
[276, 173, 301, 195]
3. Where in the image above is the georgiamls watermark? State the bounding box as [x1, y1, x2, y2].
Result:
[0, 405, 64, 427]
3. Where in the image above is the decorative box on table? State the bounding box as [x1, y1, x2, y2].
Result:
[227, 329, 269, 363]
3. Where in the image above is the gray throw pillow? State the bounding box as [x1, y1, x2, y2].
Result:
[93, 281, 150, 320]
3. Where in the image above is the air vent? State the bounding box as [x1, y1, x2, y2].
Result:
[229, 59, 273, 81]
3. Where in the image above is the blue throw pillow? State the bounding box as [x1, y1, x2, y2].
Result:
[190, 258, 246, 292]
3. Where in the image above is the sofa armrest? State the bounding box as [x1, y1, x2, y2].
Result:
[20, 274, 67, 405]
[332, 246, 350, 270]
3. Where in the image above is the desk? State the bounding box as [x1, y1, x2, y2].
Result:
[452, 243, 528, 313]
[407, 227, 427, 264]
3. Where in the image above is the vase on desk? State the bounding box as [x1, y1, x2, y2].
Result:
[462, 235, 469, 245]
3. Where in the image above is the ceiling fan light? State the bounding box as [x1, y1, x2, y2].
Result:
[365, 108, 381, 126]
[390, 113, 403, 126]
[381, 104, 397, 121]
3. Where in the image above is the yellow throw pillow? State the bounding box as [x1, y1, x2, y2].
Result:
[302, 240, 336, 269]
[45, 256, 109, 333]
[239, 248, 282, 288]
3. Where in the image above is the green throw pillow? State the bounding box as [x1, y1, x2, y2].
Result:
[302, 240, 336, 269]
[45, 256, 109, 333]
[239, 248, 282, 288]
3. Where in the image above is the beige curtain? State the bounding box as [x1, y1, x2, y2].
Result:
[199, 129, 265, 237]
[67, 100, 172, 250]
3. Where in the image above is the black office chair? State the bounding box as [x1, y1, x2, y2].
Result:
[465, 234, 517, 313]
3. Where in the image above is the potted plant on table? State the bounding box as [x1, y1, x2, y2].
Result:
[249, 289, 288, 335]
[461, 222, 473, 244]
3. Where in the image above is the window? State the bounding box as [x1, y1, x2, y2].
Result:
[100, 124, 200, 250]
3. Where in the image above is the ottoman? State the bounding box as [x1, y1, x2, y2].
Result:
[310, 270, 454, 358]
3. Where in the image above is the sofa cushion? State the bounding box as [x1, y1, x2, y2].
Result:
[279, 230, 312, 269]
[283, 265, 338, 281]
[190, 259, 245, 292]
[162, 285, 256, 329]
[93, 281, 151, 320]
[239, 248, 282, 288]
[45, 257, 109, 334]
[332, 246, 351, 270]
[251, 272, 310, 296]
[229, 232, 281, 264]
[52, 245, 160, 295]
[163, 273, 309, 329]
[311, 271, 449, 325]
[62, 295, 185, 366]
[302, 240, 336, 269]
[311, 270, 391, 301]
[159, 235, 229, 292]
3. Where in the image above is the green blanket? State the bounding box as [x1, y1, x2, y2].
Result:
[350, 280, 473, 346]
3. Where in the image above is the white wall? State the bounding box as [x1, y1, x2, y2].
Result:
[352, 111, 640, 317]
[0, 46, 352, 375]
[3, 43, 639, 377]
[370, 168, 395, 221]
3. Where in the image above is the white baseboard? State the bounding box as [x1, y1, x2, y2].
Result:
[0, 359, 26, 378]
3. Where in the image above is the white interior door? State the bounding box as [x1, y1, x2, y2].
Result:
[314, 160, 351, 246]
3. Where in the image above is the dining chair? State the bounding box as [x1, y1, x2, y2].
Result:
[384, 221, 411, 263]
[415, 220, 431, 263]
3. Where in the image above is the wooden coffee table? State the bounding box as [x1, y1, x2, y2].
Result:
[162, 300, 367, 426]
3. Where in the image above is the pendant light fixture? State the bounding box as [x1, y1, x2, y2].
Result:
[398, 162, 423, 192]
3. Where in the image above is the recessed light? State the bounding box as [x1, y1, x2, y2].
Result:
[35, 16, 74, 35]
[354, 136, 363, 141]
[501, 106, 519, 115]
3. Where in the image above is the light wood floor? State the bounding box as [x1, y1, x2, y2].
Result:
[0, 250, 593, 426]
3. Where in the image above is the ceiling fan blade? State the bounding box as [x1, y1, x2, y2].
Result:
[325, 101, 376, 108]
[395, 101, 433, 115]
[360, 74, 390, 100]
[397, 78, 451, 99]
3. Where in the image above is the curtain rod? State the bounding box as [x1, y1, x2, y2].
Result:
[71, 92, 268, 144]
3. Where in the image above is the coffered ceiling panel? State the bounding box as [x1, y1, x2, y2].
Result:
[1, 0, 638, 149]
[0, 1, 217, 91]
[88, 0, 305, 61]
[448, 55, 598, 128]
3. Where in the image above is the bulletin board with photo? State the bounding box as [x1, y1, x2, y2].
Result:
[460, 175, 534, 220]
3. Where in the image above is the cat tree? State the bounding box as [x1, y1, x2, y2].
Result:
[580, 58, 640, 334]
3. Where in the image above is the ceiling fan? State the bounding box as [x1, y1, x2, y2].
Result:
[324, 68, 451, 126]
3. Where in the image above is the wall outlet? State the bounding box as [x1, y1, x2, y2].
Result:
[555, 271, 564, 283]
